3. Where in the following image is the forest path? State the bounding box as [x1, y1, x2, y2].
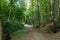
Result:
[11, 24, 60, 40]
[21, 29, 56, 40]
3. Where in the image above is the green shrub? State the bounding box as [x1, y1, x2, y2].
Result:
[3, 22, 24, 34]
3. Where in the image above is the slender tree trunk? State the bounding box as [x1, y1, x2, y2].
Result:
[31, 0, 33, 25]
[0, 0, 2, 39]
[53, 0, 59, 26]
[59, 0, 60, 17]
[0, 16, 2, 40]
[8, 6, 12, 22]
[59, 7, 60, 16]
[36, 0, 40, 27]
[58, 0, 60, 23]
[8, 0, 13, 22]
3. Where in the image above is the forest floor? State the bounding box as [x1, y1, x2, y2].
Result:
[11, 24, 60, 40]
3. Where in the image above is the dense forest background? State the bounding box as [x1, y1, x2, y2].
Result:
[0, 0, 60, 40]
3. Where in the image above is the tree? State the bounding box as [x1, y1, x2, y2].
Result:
[59, 0, 60, 20]
[8, 0, 12, 22]
[53, 0, 59, 26]
[36, 0, 41, 27]
[0, 17, 2, 40]
[0, 0, 2, 40]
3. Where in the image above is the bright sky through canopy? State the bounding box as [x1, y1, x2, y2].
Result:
[25, 0, 30, 9]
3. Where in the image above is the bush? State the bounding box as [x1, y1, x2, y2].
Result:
[3, 22, 24, 34]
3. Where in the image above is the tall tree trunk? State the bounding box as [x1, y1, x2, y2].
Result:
[0, 0, 2, 39]
[53, 0, 59, 26]
[8, 0, 13, 22]
[8, 6, 12, 22]
[0, 16, 2, 40]
[31, 0, 33, 25]
[36, 0, 40, 27]
[58, 0, 60, 23]
[59, 0, 60, 17]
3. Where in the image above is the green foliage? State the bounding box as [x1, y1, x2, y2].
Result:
[3, 22, 24, 34]
[24, 0, 52, 27]
[1, 0, 59, 40]
[1, 0, 60, 37]
[12, 29, 28, 40]
[1, 0, 26, 35]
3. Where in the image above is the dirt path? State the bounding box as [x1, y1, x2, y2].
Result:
[22, 24, 60, 40]
[11, 24, 60, 40]
[21, 30, 55, 40]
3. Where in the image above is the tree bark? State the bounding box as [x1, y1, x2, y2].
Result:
[59, 0, 60, 17]
[0, 17, 2, 40]
[0, 0, 2, 39]
[8, 0, 13, 22]
[36, 0, 41, 27]
[53, 0, 59, 26]
[31, 0, 34, 25]
[8, 6, 12, 22]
